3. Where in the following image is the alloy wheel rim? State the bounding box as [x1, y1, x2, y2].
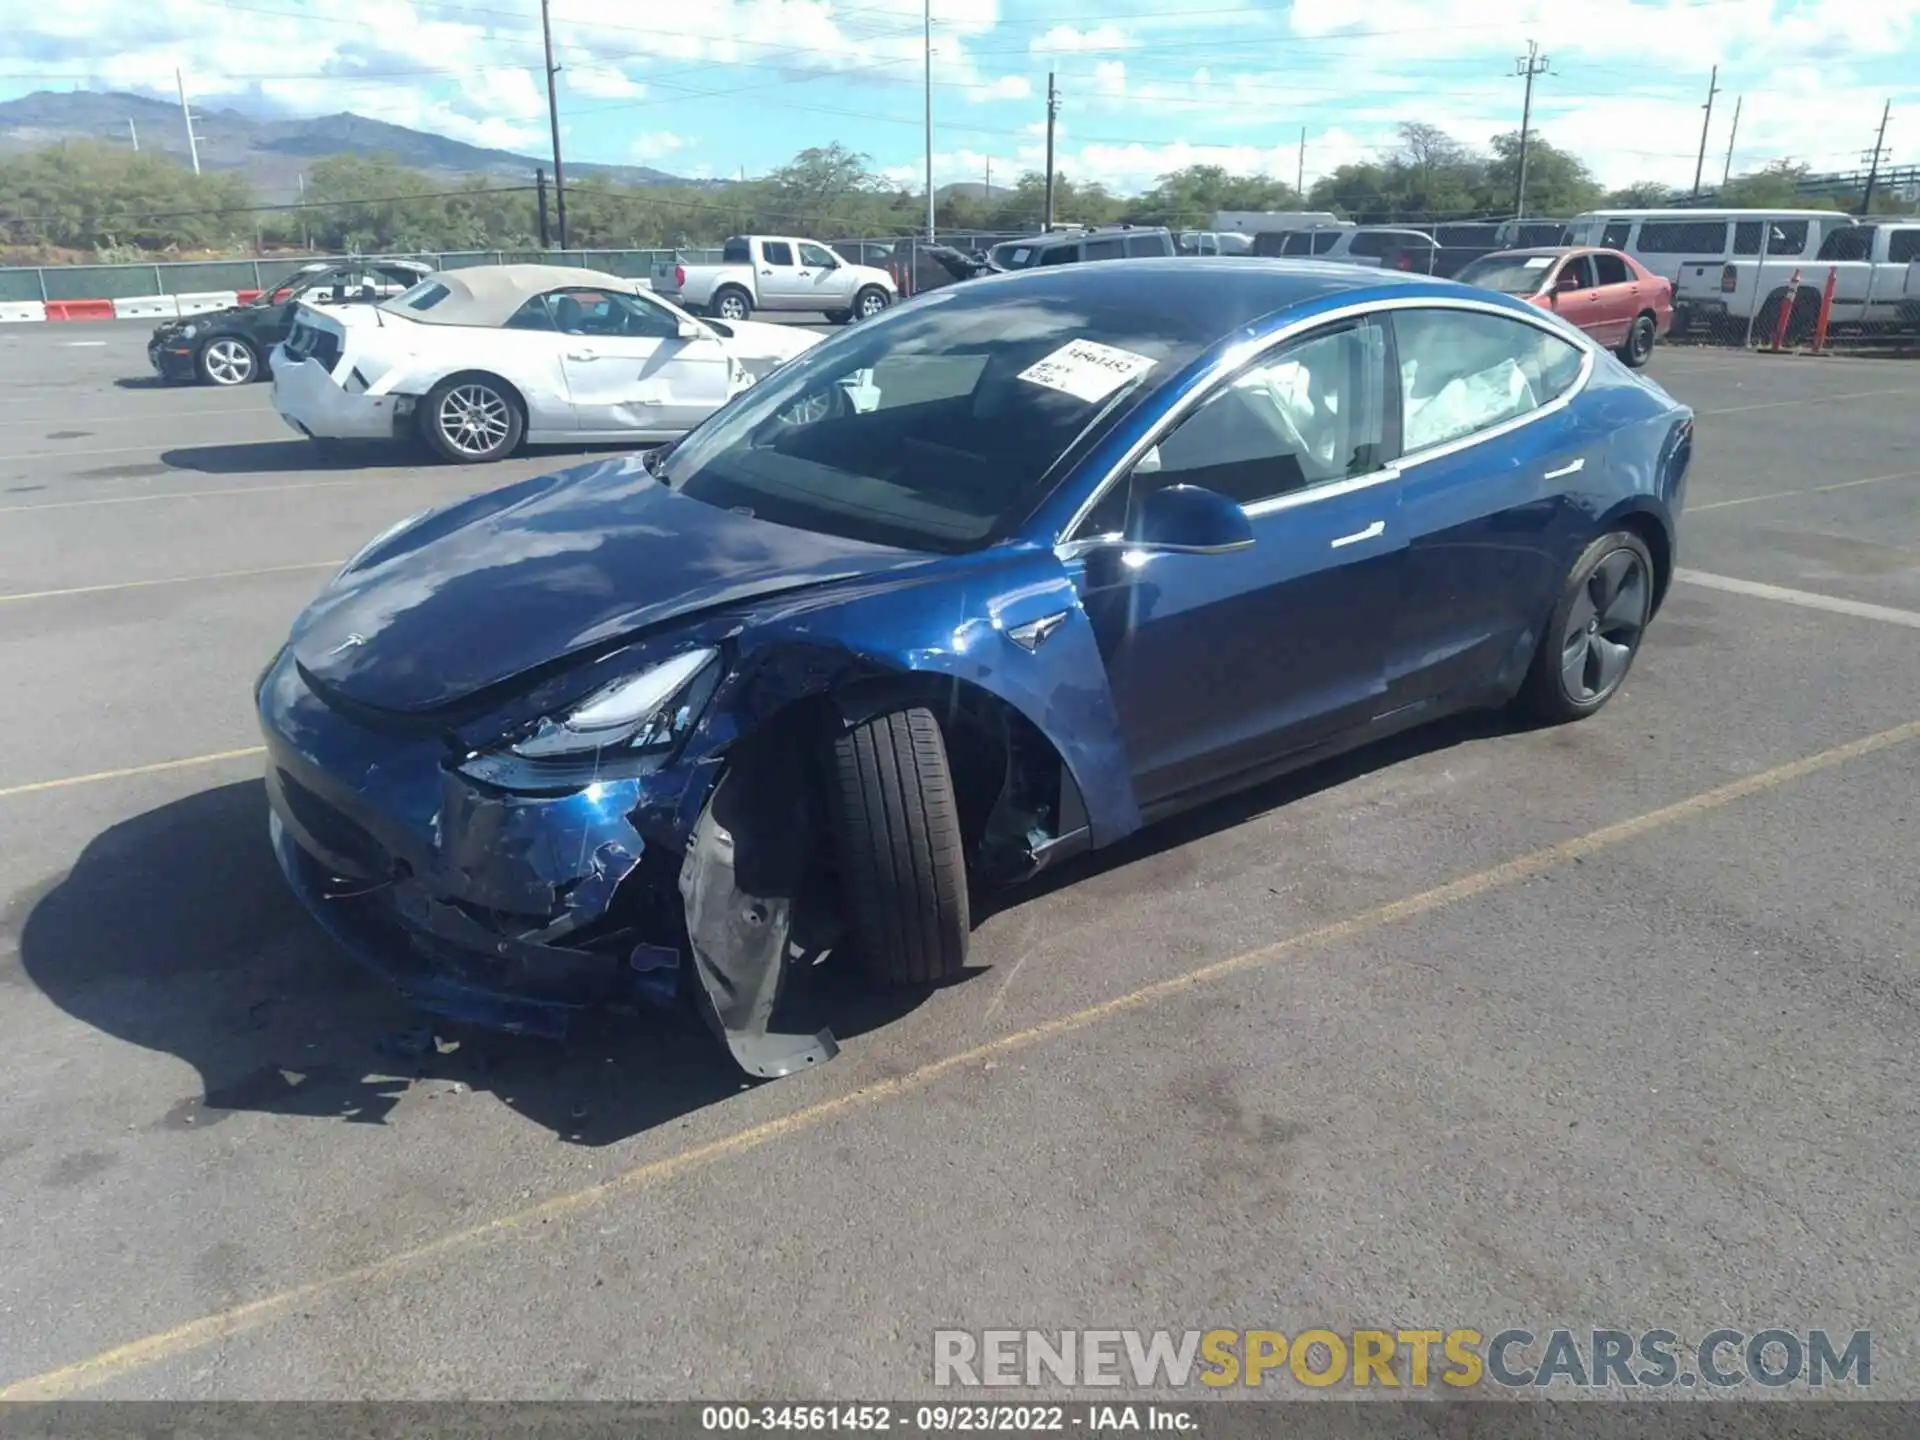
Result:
[1560, 548, 1649, 703]
[438, 384, 511, 456]
[719, 296, 747, 320]
[859, 292, 886, 318]
[1632, 320, 1653, 361]
[205, 339, 254, 384]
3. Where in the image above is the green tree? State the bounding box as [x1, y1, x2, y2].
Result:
[1123, 164, 1303, 227]
[1715, 160, 1836, 210]
[1603, 180, 1679, 207]
[1484, 131, 1602, 217]
[0, 140, 254, 251]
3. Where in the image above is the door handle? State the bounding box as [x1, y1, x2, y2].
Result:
[566, 348, 598, 360]
[1330, 520, 1385, 548]
[1543, 458, 1585, 479]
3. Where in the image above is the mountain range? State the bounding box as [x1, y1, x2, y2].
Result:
[0, 88, 696, 197]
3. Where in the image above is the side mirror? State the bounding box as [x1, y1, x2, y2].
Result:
[1126, 484, 1253, 555]
[677, 319, 710, 340]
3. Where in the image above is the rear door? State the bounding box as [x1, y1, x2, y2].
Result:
[754, 240, 805, 308]
[1386, 304, 1595, 712]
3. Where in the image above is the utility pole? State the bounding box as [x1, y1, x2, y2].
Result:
[1042, 72, 1058, 229]
[535, 167, 551, 248]
[298, 171, 310, 250]
[539, 0, 568, 249]
[1860, 99, 1893, 215]
[985, 156, 990, 196]
[1722, 95, 1741, 186]
[1296, 126, 1305, 196]
[127, 118, 138, 151]
[923, 0, 935, 241]
[1691, 64, 1720, 200]
[1512, 40, 1548, 221]
[175, 69, 202, 175]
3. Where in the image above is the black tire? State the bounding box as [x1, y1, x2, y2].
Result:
[1755, 289, 1820, 347]
[852, 285, 891, 321]
[710, 286, 753, 322]
[1517, 530, 1656, 724]
[419, 374, 524, 464]
[1618, 312, 1657, 368]
[826, 308, 853, 325]
[828, 706, 969, 986]
[197, 335, 260, 387]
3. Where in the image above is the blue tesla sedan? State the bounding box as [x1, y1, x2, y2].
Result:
[258, 259, 1693, 1076]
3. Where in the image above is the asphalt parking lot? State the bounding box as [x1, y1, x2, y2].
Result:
[0, 319, 1916, 1402]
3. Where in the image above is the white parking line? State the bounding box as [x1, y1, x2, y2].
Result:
[0, 431, 286, 463]
[1677, 570, 1920, 629]
[0, 407, 256, 429]
[1689, 469, 1920, 513]
[1698, 387, 1920, 416]
[0, 560, 342, 605]
[0, 475, 462, 514]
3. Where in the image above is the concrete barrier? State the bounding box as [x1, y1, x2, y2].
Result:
[112, 294, 181, 320]
[45, 299, 116, 322]
[0, 301, 47, 323]
[174, 291, 239, 315]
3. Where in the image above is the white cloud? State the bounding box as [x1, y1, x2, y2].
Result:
[630, 130, 691, 162]
[1030, 24, 1136, 54]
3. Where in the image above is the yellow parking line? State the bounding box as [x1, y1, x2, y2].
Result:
[1688, 468, 1920, 513]
[0, 747, 266, 802]
[3, 714, 1915, 1401]
[0, 560, 341, 604]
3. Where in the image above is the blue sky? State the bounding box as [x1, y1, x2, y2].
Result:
[3, 0, 1915, 195]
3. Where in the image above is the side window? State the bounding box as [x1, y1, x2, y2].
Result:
[1102, 319, 1387, 521]
[504, 295, 556, 330]
[761, 241, 795, 267]
[1636, 220, 1729, 254]
[1591, 252, 1631, 286]
[1734, 221, 1762, 256]
[1125, 232, 1166, 257]
[1039, 244, 1080, 266]
[1312, 230, 1342, 255]
[1394, 308, 1585, 455]
[1601, 220, 1634, 249]
[1083, 237, 1126, 261]
[612, 293, 681, 339]
[1555, 255, 1597, 290]
[799, 243, 837, 268]
[1889, 229, 1920, 264]
[1770, 220, 1809, 254]
[1347, 232, 1389, 258]
[1818, 227, 1873, 262]
[1278, 232, 1310, 256]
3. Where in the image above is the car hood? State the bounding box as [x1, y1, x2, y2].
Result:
[287, 455, 930, 714]
[717, 318, 820, 368]
[153, 304, 251, 335]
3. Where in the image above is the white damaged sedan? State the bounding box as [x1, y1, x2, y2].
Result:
[270, 263, 824, 462]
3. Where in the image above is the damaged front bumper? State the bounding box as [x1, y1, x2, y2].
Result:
[258, 647, 837, 1077]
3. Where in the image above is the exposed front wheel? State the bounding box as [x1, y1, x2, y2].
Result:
[1517, 531, 1655, 724]
[1619, 313, 1656, 368]
[420, 375, 524, 463]
[828, 706, 970, 987]
[198, 336, 259, 386]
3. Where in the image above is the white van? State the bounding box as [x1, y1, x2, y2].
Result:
[1564, 209, 1855, 285]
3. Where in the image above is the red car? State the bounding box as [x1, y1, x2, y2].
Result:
[1453, 246, 1672, 367]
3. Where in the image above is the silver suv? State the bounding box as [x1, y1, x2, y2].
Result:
[987, 226, 1177, 271]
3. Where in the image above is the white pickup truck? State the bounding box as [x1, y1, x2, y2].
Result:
[652, 235, 898, 325]
[1676, 222, 1920, 340]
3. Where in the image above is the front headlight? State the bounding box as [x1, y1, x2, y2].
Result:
[459, 647, 721, 788]
[177, 322, 199, 340]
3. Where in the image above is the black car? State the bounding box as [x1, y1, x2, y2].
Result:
[147, 260, 432, 386]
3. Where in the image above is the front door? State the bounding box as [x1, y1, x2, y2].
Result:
[549, 288, 732, 435]
[1546, 253, 1608, 342]
[1071, 318, 1402, 807]
[799, 243, 858, 310]
[1385, 304, 1598, 712]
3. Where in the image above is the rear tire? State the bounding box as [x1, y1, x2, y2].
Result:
[419, 374, 524, 464]
[828, 706, 970, 987]
[826, 308, 853, 325]
[710, 287, 753, 322]
[1618, 313, 1657, 368]
[1516, 530, 1656, 724]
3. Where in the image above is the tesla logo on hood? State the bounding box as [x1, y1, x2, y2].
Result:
[327, 633, 368, 655]
[1006, 611, 1068, 652]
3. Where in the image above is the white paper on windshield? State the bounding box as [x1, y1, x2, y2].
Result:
[1018, 339, 1157, 404]
[1523, 256, 1554, 269]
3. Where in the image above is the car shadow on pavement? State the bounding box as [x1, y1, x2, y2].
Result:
[979, 707, 1517, 924]
[15, 780, 928, 1148]
[113, 376, 173, 391]
[160, 440, 418, 474]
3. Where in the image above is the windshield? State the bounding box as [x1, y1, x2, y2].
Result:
[659, 276, 1228, 552]
[1454, 254, 1557, 294]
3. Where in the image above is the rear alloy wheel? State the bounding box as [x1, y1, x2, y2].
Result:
[1518, 530, 1655, 723]
[853, 286, 890, 321]
[711, 287, 752, 322]
[828, 706, 970, 987]
[199, 336, 258, 386]
[421, 376, 523, 463]
[1619, 313, 1657, 368]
